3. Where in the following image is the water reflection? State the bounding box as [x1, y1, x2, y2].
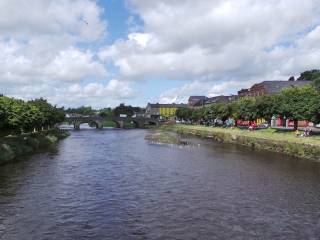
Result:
[0, 129, 320, 240]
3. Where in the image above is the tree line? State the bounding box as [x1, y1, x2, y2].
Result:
[0, 96, 65, 134]
[66, 103, 144, 118]
[176, 85, 320, 130]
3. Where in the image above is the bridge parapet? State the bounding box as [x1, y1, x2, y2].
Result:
[65, 115, 160, 130]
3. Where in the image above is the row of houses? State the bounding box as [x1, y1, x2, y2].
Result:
[144, 80, 312, 119]
[188, 80, 312, 108]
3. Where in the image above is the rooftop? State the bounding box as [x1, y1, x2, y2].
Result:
[188, 96, 207, 101]
[253, 80, 313, 94]
[193, 95, 235, 106]
[147, 103, 188, 108]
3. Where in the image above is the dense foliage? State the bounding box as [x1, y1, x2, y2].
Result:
[98, 107, 113, 117]
[297, 69, 320, 81]
[176, 85, 320, 130]
[65, 104, 143, 118]
[0, 96, 65, 133]
[65, 106, 96, 115]
[112, 103, 143, 117]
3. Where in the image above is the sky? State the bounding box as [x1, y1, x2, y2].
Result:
[0, 0, 320, 108]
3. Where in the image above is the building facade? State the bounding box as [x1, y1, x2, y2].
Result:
[191, 95, 236, 108]
[188, 96, 207, 107]
[145, 103, 188, 119]
[238, 80, 312, 98]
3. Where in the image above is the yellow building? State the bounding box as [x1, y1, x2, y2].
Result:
[159, 107, 177, 118]
[145, 103, 188, 119]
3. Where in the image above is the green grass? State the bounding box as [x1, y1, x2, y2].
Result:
[164, 125, 320, 146]
[102, 120, 118, 128]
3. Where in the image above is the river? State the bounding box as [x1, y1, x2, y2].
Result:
[0, 129, 320, 239]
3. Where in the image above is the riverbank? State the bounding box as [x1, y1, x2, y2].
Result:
[145, 131, 190, 145]
[160, 125, 320, 161]
[0, 129, 70, 165]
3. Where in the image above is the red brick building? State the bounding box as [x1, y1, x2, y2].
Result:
[238, 80, 312, 98]
[188, 96, 207, 107]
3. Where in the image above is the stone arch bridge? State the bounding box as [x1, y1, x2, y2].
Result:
[66, 115, 159, 130]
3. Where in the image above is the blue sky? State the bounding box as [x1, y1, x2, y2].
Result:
[98, 0, 129, 44]
[97, 0, 188, 105]
[0, 0, 319, 108]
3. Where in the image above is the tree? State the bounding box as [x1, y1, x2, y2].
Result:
[52, 107, 66, 125]
[0, 95, 65, 134]
[191, 108, 204, 122]
[20, 104, 44, 132]
[65, 106, 95, 115]
[6, 98, 25, 131]
[99, 108, 112, 118]
[0, 96, 9, 129]
[28, 98, 65, 129]
[297, 69, 320, 92]
[202, 104, 215, 121]
[112, 103, 142, 117]
[313, 77, 320, 91]
[176, 107, 192, 120]
[29, 98, 54, 129]
[279, 85, 320, 130]
[234, 97, 258, 121]
[216, 103, 233, 121]
[288, 76, 295, 81]
[297, 69, 320, 81]
[256, 94, 280, 123]
[175, 107, 184, 119]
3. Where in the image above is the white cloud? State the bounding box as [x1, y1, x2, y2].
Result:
[100, 0, 320, 101]
[43, 47, 107, 82]
[0, 0, 126, 107]
[269, 26, 320, 75]
[0, 0, 108, 85]
[0, 40, 107, 84]
[67, 79, 137, 99]
[6, 79, 138, 108]
[159, 80, 256, 103]
[58, 79, 138, 107]
[0, 0, 106, 41]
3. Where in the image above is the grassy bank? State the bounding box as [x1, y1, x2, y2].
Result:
[161, 125, 320, 161]
[0, 129, 70, 165]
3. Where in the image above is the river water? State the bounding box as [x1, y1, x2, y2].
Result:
[0, 129, 320, 240]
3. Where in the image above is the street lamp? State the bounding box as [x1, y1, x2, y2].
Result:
[209, 110, 213, 126]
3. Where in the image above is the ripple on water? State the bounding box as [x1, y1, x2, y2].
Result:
[0, 129, 320, 240]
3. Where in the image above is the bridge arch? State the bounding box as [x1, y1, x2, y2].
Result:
[111, 119, 142, 128]
[88, 120, 104, 129]
[132, 120, 144, 128]
[146, 120, 158, 126]
[72, 120, 103, 130]
[66, 115, 160, 130]
[111, 119, 121, 128]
